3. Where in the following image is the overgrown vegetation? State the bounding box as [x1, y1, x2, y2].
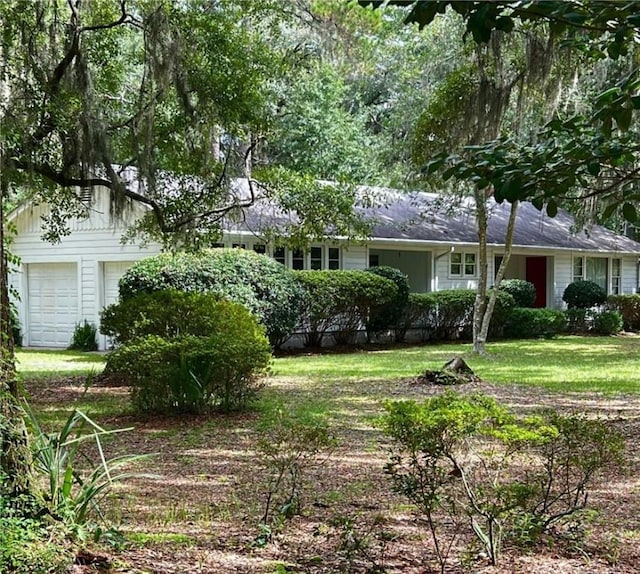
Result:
[117, 250, 303, 348]
[382, 392, 625, 570]
[106, 296, 271, 413]
[68, 321, 98, 352]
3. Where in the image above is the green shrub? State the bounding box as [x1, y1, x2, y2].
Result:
[486, 290, 517, 339]
[117, 249, 303, 348]
[382, 392, 624, 569]
[592, 310, 623, 335]
[68, 320, 98, 351]
[106, 301, 271, 413]
[394, 292, 438, 342]
[503, 308, 567, 339]
[101, 290, 223, 345]
[429, 289, 476, 341]
[295, 270, 398, 347]
[562, 280, 606, 309]
[606, 294, 640, 331]
[364, 266, 410, 338]
[564, 308, 591, 333]
[0, 508, 72, 573]
[500, 279, 537, 308]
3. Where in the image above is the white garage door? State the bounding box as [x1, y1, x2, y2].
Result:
[103, 262, 135, 307]
[28, 263, 78, 347]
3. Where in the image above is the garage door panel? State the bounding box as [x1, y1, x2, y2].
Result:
[28, 263, 78, 347]
[103, 262, 134, 307]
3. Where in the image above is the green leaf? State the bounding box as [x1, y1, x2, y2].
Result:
[531, 196, 544, 211]
[546, 200, 558, 218]
[587, 160, 600, 176]
[622, 202, 637, 222]
[614, 107, 633, 131]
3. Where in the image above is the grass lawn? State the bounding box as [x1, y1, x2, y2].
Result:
[17, 336, 640, 574]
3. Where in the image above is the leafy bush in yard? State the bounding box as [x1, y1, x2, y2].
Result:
[101, 290, 223, 345]
[503, 308, 567, 339]
[564, 308, 591, 333]
[382, 392, 624, 570]
[562, 280, 606, 309]
[486, 290, 517, 339]
[364, 266, 410, 338]
[429, 289, 476, 340]
[106, 300, 271, 413]
[295, 270, 397, 347]
[68, 320, 98, 351]
[500, 279, 537, 308]
[394, 292, 438, 342]
[0, 499, 72, 574]
[117, 249, 303, 348]
[592, 310, 624, 335]
[606, 294, 640, 330]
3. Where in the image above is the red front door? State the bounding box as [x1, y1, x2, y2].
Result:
[526, 257, 547, 308]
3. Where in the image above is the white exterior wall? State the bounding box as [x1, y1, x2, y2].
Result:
[621, 255, 638, 294]
[342, 245, 367, 270]
[10, 190, 161, 349]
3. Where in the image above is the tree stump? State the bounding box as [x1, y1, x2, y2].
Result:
[414, 356, 477, 386]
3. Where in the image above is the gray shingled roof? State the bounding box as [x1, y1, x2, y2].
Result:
[232, 186, 640, 254]
[362, 190, 640, 253]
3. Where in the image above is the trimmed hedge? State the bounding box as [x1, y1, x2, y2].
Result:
[394, 289, 514, 342]
[395, 292, 438, 342]
[105, 298, 271, 413]
[592, 310, 623, 335]
[101, 290, 224, 345]
[500, 279, 536, 308]
[503, 308, 567, 339]
[365, 266, 410, 338]
[562, 280, 606, 309]
[117, 249, 303, 348]
[295, 270, 398, 347]
[606, 294, 640, 331]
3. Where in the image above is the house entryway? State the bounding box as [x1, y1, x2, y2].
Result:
[526, 256, 547, 308]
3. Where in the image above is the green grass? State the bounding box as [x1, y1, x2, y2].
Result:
[17, 335, 640, 409]
[273, 336, 640, 394]
[17, 349, 106, 379]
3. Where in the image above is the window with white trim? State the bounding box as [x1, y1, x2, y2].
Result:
[450, 252, 476, 277]
[274, 246, 286, 265]
[292, 249, 305, 270]
[572, 256, 608, 292]
[310, 246, 323, 270]
[611, 258, 621, 295]
[328, 247, 341, 270]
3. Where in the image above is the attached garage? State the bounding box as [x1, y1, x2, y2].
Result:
[102, 261, 134, 307]
[27, 263, 79, 347]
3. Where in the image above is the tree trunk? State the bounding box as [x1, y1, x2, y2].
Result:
[0, 166, 33, 499]
[472, 187, 489, 354]
[475, 201, 519, 351]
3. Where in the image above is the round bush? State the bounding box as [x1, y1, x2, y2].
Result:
[106, 299, 271, 413]
[117, 249, 303, 348]
[500, 279, 537, 308]
[562, 280, 606, 309]
[101, 290, 224, 345]
[592, 310, 623, 335]
[503, 308, 567, 339]
[365, 266, 410, 336]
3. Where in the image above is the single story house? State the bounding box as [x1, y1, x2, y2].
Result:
[8, 185, 640, 349]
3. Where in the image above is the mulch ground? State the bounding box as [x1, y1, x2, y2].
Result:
[25, 373, 640, 574]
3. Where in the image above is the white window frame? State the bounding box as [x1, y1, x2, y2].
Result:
[572, 255, 611, 293]
[611, 258, 622, 295]
[450, 251, 477, 278]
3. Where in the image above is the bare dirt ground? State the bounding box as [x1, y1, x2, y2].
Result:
[26, 375, 640, 574]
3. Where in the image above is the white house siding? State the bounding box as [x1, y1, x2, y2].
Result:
[621, 256, 638, 294]
[342, 245, 367, 270]
[368, 248, 431, 292]
[10, 192, 160, 349]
